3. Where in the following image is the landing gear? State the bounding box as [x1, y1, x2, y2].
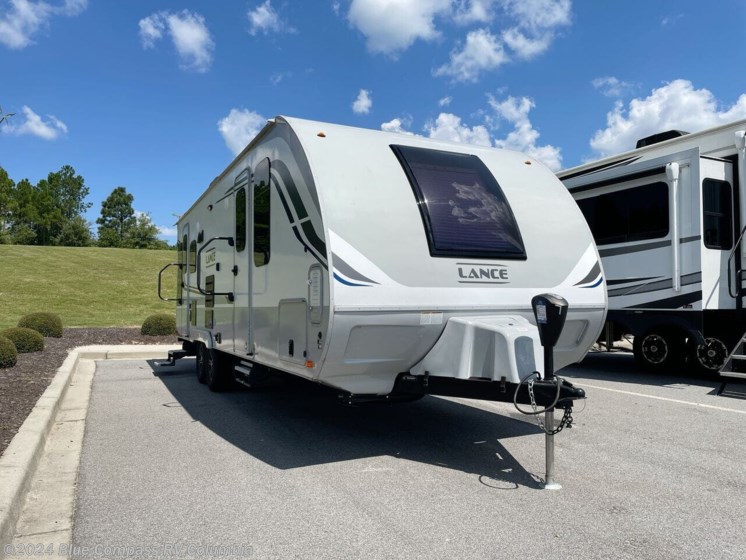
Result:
[633, 330, 684, 372]
[693, 337, 728, 373]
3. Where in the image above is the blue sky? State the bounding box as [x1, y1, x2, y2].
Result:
[1, 0, 745, 243]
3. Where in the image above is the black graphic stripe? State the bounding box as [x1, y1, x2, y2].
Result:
[626, 291, 703, 310]
[272, 160, 309, 220]
[609, 272, 702, 298]
[607, 276, 658, 286]
[301, 219, 327, 259]
[599, 236, 701, 258]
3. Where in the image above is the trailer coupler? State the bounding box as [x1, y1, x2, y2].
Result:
[389, 372, 585, 409]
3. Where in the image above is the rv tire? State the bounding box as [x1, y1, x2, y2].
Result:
[633, 330, 684, 372]
[692, 337, 728, 373]
[196, 344, 208, 384]
[205, 349, 230, 392]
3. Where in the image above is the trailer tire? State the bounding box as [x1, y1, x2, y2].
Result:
[633, 330, 684, 372]
[196, 344, 209, 384]
[692, 337, 729, 374]
[205, 349, 230, 392]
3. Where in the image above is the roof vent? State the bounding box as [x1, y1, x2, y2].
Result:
[635, 130, 689, 149]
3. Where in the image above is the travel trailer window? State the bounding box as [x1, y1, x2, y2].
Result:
[576, 182, 668, 246]
[235, 187, 247, 253]
[391, 145, 526, 259]
[254, 158, 271, 266]
[702, 178, 733, 250]
[189, 239, 197, 273]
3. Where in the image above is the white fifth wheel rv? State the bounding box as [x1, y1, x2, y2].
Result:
[558, 119, 746, 374]
[159, 116, 605, 408]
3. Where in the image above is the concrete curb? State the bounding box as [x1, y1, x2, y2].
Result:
[0, 345, 174, 550]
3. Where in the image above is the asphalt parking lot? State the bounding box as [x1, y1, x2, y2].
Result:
[68, 353, 746, 560]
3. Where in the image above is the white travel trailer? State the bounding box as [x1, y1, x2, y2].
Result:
[159, 116, 605, 407]
[558, 119, 746, 375]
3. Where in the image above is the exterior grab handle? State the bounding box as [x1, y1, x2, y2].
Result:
[157, 263, 182, 302]
[196, 236, 235, 302]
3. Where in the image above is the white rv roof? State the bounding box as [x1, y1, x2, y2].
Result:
[558, 118, 746, 178]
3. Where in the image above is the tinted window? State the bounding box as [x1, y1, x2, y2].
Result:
[253, 158, 271, 267]
[189, 240, 197, 274]
[392, 145, 526, 259]
[702, 178, 733, 250]
[577, 182, 669, 246]
[235, 187, 247, 253]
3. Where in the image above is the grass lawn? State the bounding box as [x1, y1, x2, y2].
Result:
[0, 245, 178, 329]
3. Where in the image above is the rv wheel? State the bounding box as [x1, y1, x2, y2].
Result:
[633, 331, 683, 372]
[694, 338, 728, 373]
[205, 349, 230, 392]
[196, 344, 209, 384]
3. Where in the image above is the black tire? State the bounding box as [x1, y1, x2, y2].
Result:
[196, 344, 208, 384]
[692, 337, 729, 374]
[205, 348, 230, 392]
[633, 330, 684, 372]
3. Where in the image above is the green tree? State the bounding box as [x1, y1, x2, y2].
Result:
[0, 165, 92, 246]
[58, 216, 93, 247]
[97, 187, 136, 247]
[0, 168, 14, 243]
[9, 179, 39, 245]
[126, 212, 164, 249]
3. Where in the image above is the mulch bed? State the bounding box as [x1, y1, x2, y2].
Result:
[0, 328, 178, 457]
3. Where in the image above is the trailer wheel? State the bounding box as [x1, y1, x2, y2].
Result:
[205, 349, 230, 392]
[693, 337, 729, 373]
[196, 344, 208, 384]
[633, 331, 683, 372]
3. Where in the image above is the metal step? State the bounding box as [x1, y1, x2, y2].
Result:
[155, 349, 187, 367]
[720, 371, 746, 380]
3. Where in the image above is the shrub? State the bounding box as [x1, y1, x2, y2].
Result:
[141, 314, 177, 336]
[17, 312, 63, 338]
[0, 336, 17, 368]
[0, 327, 44, 353]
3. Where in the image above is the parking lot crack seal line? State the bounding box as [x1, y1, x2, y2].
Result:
[579, 383, 746, 414]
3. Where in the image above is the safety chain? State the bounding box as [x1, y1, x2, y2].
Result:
[527, 378, 574, 435]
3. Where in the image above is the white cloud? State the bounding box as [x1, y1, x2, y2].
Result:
[661, 13, 683, 27]
[453, 0, 496, 25]
[499, 0, 571, 60]
[2, 105, 67, 140]
[592, 76, 636, 98]
[158, 225, 178, 239]
[590, 79, 746, 157]
[438, 95, 452, 107]
[270, 71, 291, 85]
[138, 10, 214, 73]
[425, 113, 492, 146]
[434, 28, 508, 82]
[0, 0, 88, 49]
[489, 94, 562, 171]
[381, 116, 415, 135]
[247, 1, 293, 35]
[217, 109, 267, 155]
[352, 89, 372, 114]
[347, 0, 451, 55]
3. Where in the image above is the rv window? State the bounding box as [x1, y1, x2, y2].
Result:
[189, 240, 197, 274]
[391, 145, 526, 259]
[702, 179, 733, 250]
[235, 187, 247, 253]
[254, 158, 271, 267]
[577, 182, 669, 246]
[176, 239, 183, 300]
